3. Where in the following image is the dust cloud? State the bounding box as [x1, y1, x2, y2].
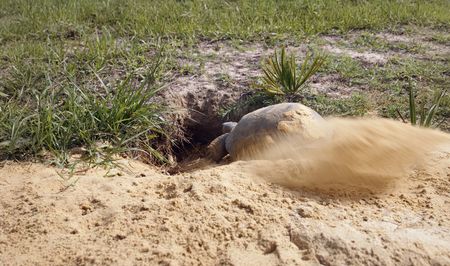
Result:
[244, 118, 450, 190]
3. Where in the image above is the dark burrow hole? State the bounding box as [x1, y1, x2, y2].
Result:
[172, 124, 221, 161]
[168, 116, 224, 174]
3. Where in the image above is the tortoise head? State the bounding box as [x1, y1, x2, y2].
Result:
[222, 122, 237, 134]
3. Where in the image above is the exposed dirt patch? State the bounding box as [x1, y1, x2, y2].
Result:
[309, 73, 362, 97]
[322, 45, 388, 65]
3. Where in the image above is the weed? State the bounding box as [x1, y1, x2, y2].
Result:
[396, 81, 447, 127]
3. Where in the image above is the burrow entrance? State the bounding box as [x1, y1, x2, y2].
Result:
[164, 88, 242, 167]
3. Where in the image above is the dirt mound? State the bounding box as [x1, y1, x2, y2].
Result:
[1, 119, 450, 265]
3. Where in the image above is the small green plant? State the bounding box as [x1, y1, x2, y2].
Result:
[259, 47, 326, 101]
[396, 83, 446, 128]
[222, 48, 326, 120]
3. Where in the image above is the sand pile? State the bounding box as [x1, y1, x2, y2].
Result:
[1, 118, 450, 265]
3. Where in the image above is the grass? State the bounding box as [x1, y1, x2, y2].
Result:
[0, 17, 177, 165]
[1, 0, 449, 44]
[214, 73, 233, 87]
[320, 55, 369, 86]
[352, 32, 425, 54]
[316, 50, 449, 124]
[305, 93, 371, 117]
[429, 33, 450, 45]
[0, 56, 170, 166]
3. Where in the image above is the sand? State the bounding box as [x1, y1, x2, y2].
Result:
[1, 118, 450, 265]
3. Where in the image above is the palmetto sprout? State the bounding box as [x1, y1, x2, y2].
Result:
[260, 47, 326, 101]
[398, 82, 447, 128]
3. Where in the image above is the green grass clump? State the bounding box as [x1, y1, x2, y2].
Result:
[305, 93, 370, 117]
[0, 15, 174, 166]
[0, 73, 168, 165]
[320, 55, 370, 86]
[429, 33, 450, 45]
[351, 32, 425, 54]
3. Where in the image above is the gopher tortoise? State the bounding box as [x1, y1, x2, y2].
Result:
[207, 102, 327, 162]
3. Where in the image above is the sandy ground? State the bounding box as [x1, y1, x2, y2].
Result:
[1, 120, 450, 266]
